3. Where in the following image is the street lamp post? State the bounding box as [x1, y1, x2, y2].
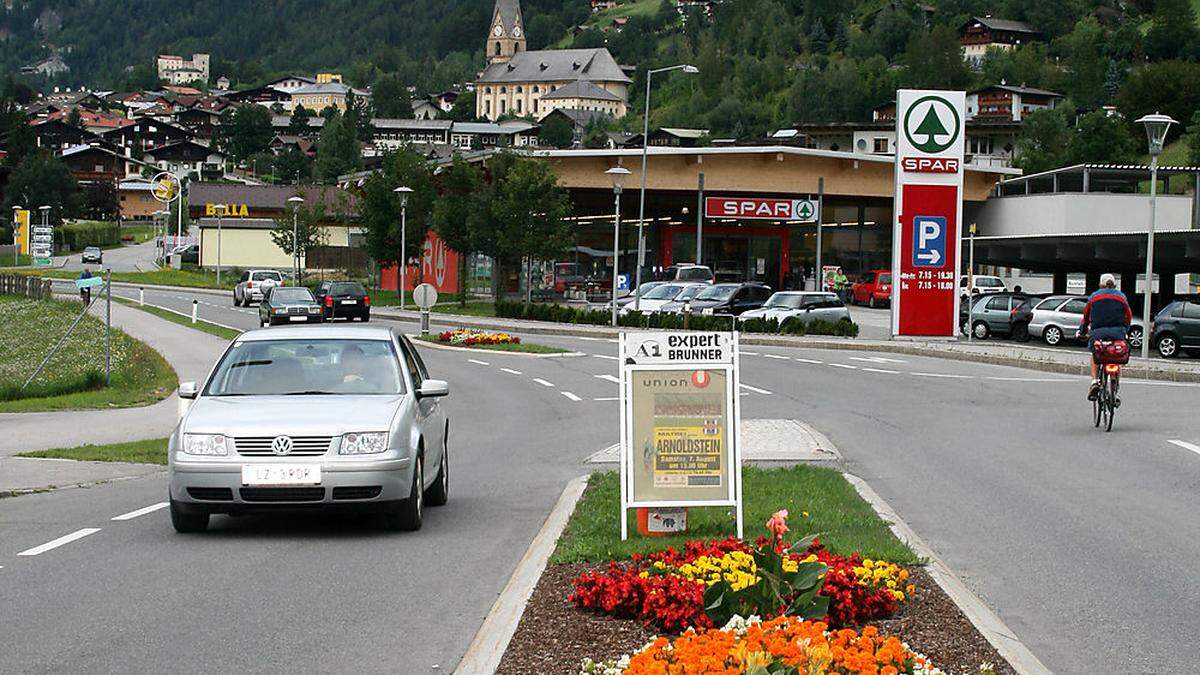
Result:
[214, 203, 227, 286]
[287, 195, 305, 283]
[10, 205, 20, 266]
[633, 63, 698, 311]
[394, 186, 413, 310]
[1135, 112, 1177, 359]
[606, 166, 632, 327]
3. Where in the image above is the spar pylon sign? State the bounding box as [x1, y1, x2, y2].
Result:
[892, 90, 965, 337]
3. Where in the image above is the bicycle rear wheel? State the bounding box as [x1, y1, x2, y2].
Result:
[1093, 372, 1104, 427]
[1104, 378, 1117, 432]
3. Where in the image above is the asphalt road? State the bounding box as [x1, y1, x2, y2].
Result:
[55, 239, 161, 273]
[6, 285, 1200, 673]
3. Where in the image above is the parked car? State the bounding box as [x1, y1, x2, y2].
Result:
[1151, 298, 1200, 358]
[258, 286, 324, 326]
[621, 282, 706, 314]
[661, 264, 715, 284]
[658, 284, 709, 314]
[849, 270, 892, 308]
[314, 280, 371, 322]
[960, 292, 1037, 339]
[1006, 295, 1046, 342]
[960, 274, 1006, 297]
[1027, 294, 1144, 348]
[167, 326, 450, 532]
[738, 291, 850, 327]
[234, 269, 285, 306]
[615, 281, 665, 307]
[178, 244, 199, 265]
[688, 282, 773, 316]
[81, 246, 103, 264]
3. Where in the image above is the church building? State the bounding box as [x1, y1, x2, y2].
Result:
[475, 0, 631, 122]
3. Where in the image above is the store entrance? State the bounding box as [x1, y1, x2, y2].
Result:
[665, 225, 787, 288]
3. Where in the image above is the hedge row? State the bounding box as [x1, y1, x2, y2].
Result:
[61, 221, 121, 250]
[494, 301, 859, 338]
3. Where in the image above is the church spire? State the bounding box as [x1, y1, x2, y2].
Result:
[487, 0, 525, 65]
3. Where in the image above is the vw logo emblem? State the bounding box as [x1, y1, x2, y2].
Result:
[271, 435, 293, 456]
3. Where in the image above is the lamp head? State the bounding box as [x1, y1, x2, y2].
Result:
[1135, 112, 1177, 157]
[287, 195, 304, 207]
[605, 166, 632, 193]
[214, 203, 227, 216]
[681, 65, 700, 74]
[38, 205, 51, 212]
[393, 185, 413, 207]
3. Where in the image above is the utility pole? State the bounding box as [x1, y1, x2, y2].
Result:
[815, 177, 824, 291]
[695, 172, 704, 264]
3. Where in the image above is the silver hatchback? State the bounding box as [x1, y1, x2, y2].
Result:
[168, 325, 450, 532]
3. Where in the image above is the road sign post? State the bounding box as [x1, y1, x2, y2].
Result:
[413, 282, 438, 336]
[619, 331, 742, 541]
[891, 89, 966, 338]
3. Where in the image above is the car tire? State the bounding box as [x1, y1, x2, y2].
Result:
[170, 498, 209, 533]
[1128, 326, 1144, 350]
[1012, 322, 1030, 342]
[1157, 334, 1179, 358]
[384, 454, 424, 531]
[1044, 325, 1063, 346]
[361, 313, 370, 322]
[427, 428, 449, 507]
[972, 321, 990, 340]
[868, 296, 877, 309]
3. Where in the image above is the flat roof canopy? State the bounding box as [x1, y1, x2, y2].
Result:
[973, 229, 1200, 274]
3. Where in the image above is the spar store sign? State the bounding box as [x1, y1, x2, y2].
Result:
[705, 197, 817, 222]
[892, 90, 965, 338]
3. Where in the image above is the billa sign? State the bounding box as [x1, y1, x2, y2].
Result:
[892, 90, 965, 337]
[705, 197, 817, 222]
[204, 203, 250, 217]
[619, 331, 743, 540]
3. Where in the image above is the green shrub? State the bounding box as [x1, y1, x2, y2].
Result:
[494, 301, 859, 337]
[61, 221, 121, 251]
[0, 368, 105, 401]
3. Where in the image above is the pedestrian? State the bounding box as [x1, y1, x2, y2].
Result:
[78, 268, 93, 305]
[1013, 284, 1023, 293]
[797, 266, 807, 290]
[833, 268, 849, 302]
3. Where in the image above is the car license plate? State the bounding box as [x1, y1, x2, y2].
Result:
[341, 299, 356, 305]
[241, 464, 321, 486]
[289, 315, 308, 322]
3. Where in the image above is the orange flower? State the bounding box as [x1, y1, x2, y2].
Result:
[765, 509, 789, 538]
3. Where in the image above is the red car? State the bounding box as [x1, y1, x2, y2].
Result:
[850, 269, 892, 308]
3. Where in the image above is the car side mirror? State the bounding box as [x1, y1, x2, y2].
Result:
[417, 378, 449, 398]
[179, 381, 198, 399]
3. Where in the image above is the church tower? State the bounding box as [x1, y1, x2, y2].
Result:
[487, 0, 526, 65]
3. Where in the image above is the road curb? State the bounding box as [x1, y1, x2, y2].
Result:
[45, 277, 231, 298]
[114, 297, 244, 335]
[455, 474, 589, 675]
[842, 473, 1053, 675]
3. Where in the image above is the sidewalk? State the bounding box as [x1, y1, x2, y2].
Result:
[374, 306, 1200, 383]
[0, 300, 227, 494]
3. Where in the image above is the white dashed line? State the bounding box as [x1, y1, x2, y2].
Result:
[561, 391, 582, 401]
[594, 374, 620, 384]
[984, 376, 1075, 383]
[593, 397, 619, 401]
[912, 372, 973, 379]
[532, 378, 555, 387]
[739, 351, 760, 356]
[763, 354, 790, 360]
[739, 383, 773, 395]
[849, 356, 907, 364]
[467, 359, 491, 366]
[111, 502, 168, 521]
[1168, 440, 1200, 457]
[829, 363, 858, 370]
[794, 358, 823, 364]
[500, 368, 523, 375]
[578, 337, 602, 341]
[18, 528, 102, 557]
[861, 367, 899, 374]
[592, 354, 619, 360]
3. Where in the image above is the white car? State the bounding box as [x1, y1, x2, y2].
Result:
[960, 275, 1006, 296]
[621, 282, 706, 313]
[234, 269, 285, 306]
[738, 291, 850, 326]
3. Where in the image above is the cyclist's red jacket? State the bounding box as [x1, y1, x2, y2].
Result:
[1080, 288, 1131, 332]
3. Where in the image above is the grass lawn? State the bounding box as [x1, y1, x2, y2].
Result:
[551, 467, 920, 565]
[0, 253, 32, 267]
[0, 296, 177, 412]
[20, 438, 168, 465]
[113, 296, 241, 341]
[414, 333, 567, 354]
[120, 224, 159, 244]
[20, 267, 237, 290]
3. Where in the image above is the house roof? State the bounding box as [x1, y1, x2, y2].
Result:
[451, 121, 539, 135]
[963, 16, 1040, 35]
[291, 82, 369, 97]
[477, 48, 631, 85]
[271, 115, 326, 129]
[371, 118, 453, 130]
[538, 107, 613, 126]
[970, 83, 1062, 98]
[657, 127, 708, 139]
[494, 0, 522, 30]
[540, 80, 622, 102]
[188, 182, 358, 212]
[143, 139, 223, 158]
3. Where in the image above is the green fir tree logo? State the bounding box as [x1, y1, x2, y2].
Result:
[904, 96, 959, 153]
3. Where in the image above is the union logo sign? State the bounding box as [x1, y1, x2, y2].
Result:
[903, 96, 960, 154]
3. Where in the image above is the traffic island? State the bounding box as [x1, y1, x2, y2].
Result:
[490, 469, 1015, 675]
[414, 330, 573, 355]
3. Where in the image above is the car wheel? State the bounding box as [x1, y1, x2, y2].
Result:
[972, 321, 990, 340]
[384, 454, 424, 531]
[361, 313, 370, 322]
[1012, 322, 1030, 342]
[426, 427, 449, 507]
[868, 296, 877, 309]
[1157, 334, 1179, 358]
[1044, 325, 1063, 345]
[1128, 326, 1144, 350]
[169, 498, 209, 533]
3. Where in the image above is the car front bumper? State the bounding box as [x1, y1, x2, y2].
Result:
[170, 455, 413, 512]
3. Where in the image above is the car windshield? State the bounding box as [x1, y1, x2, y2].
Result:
[878, 274, 891, 284]
[675, 285, 704, 301]
[330, 282, 365, 295]
[252, 271, 282, 281]
[677, 267, 712, 281]
[696, 284, 738, 301]
[977, 277, 1004, 287]
[271, 288, 314, 303]
[634, 282, 662, 295]
[85, 247, 99, 253]
[643, 284, 686, 300]
[764, 293, 805, 308]
[205, 339, 404, 396]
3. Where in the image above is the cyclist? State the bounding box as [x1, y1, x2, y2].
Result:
[1079, 273, 1131, 401]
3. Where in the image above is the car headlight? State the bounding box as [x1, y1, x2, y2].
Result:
[308, 306, 320, 314]
[702, 308, 714, 316]
[183, 433, 228, 456]
[273, 307, 287, 314]
[340, 432, 388, 455]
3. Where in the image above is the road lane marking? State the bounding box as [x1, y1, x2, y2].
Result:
[849, 356, 907, 364]
[532, 378, 555, 387]
[984, 376, 1075, 383]
[739, 351, 760, 356]
[500, 368, 523, 375]
[468, 359, 491, 366]
[862, 367, 899, 374]
[561, 391, 582, 401]
[593, 397, 619, 401]
[794, 358, 823, 364]
[912, 372, 973, 379]
[594, 374, 620, 383]
[111, 502, 168, 521]
[18, 528, 102, 557]
[739, 383, 773, 395]
[1168, 440, 1200, 457]
[763, 354, 789, 360]
[578, 337, 602, 341]
[592, 354, 619, 361]
[829, 363, 858, 370]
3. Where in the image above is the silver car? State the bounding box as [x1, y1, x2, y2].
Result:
[168, 326, 450, 533]
[737, 291, 850, 326]
[233, 269, 284, 306]
[1029, 294, 1144, 348]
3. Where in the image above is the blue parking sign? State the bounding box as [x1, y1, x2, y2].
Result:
[617, 273, 630, 290]
[912, 215, 947, 268]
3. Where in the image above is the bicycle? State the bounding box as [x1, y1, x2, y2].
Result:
[1091, 339, 1128, 433]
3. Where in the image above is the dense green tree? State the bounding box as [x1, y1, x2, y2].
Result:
[487, 154, 574, 304]
[538, 114, 575, 148]
[1144, 0, 1199, 62]
[809, 20, 829, 54]
[372, 74, 414, 119]
[1, 152, 80, 224]
[1103, 60, 1122, 102]
[0, 97, 36, 167]
[65, 107, 84, 129]
[446, 91, 477, 122]
[271, 196, 331, 270]
[288, 105, 315, 137]
[431, 156, 487, 304]
[867, 6, 920, 61]
[1059, 17, 1107, 110]
[1014, 107, 1072, 174]
[314, 110, 362, 183]
[80, 181, 118, 221]
[902, 25, 972, 89]
[274, 147, 314, 184]
[214, 105, 274, 163]
[831, 19, 849, 54]
[1067, 111, 1138, 165]
[1116, 61, 1200, 144]
[358, 149, 435, 298]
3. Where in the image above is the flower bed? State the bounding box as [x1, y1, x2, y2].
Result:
[437, 329, 521, 346]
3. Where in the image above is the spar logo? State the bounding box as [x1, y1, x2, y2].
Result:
[903, 95, 960, 154]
